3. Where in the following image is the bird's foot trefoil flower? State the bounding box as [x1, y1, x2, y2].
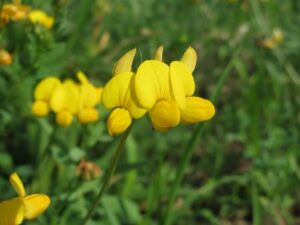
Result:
[0, 172, 50, 225]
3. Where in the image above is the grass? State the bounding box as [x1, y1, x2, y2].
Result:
[0, 0, 300, 224]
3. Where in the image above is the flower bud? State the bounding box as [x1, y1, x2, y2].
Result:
[0, 49, 12, 65]
[107, 108, 132, 136]
[56, 110, 73, 127]
[32, 101, 49, 117]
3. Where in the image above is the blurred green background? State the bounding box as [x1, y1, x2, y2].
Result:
[1, 0, 300, 224]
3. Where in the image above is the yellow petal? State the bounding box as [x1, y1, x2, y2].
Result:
[9, 173, 25, 197]
[32, 101, 49, 117]
[127, 101, 147, 119]
[149, 99, 180, 130]
[180, 97, 215, 124]
[272, 29, 283, 44]
[169, 61, 195, 109]
[153, 46, 163, 61]
[77, 108, 99, 124]
[0, 198, 25, 225]
[50, 81, 80, 114]
[34, 77, 61, 102]
[112, 48, 136, 76]
[180, 47, 197, 72]
[23, 194, 50, 220]
[107, 108, 132, 136]
[96, 87, 103, 104]
[56, 110, 73, 127]
[101, 72, 133, 109]
[77, 71, 90, 85]
[133, 60, 170, 109]
[78, 84, 99, 109]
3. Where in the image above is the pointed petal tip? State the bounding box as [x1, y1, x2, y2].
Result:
[9, 172, 26, 197]
[153, 46, 164, 61]
[181, 46, 197, 72]
[112, 48, 137, 76]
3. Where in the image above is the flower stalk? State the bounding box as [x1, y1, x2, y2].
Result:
[80, 122, 134, 225]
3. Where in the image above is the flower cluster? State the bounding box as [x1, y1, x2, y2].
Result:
[0, 0, 54, 29]
[32, 47, 215, 135]
[32, 71, 102, 127]
[0, 173, 50, 225]
[262, 28, 283, 49]
[102, 47, 215, 135]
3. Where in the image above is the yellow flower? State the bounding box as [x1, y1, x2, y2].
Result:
[172, 47, 215, 123]
[28, 10, 54, 29]
[0, 173, 50, 225]
[262, 28, 283, 49]
[102, 49, 146, 136]
[0, 49, 12, 66]
[132, 46, 215, 131]
[32, 77, 61, 117]
[50, 80, 79, 126]
[76, 71, 101, 124]
[0, 1, 30, 25]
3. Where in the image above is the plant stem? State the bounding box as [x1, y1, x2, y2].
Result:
[80, 124, 133, 225]
[161, 46, 242, 225]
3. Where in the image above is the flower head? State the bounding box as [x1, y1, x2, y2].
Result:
[0, 172, 50, 225]
[32, 77, 61, 117]
[262, 28, 283, 49]
[0, 49, 12, 66]
[32, 73, 102, 127]
[0, 1, 30, 25]
[28, 10, 54, 29]
[101, 49, 146, 136]
[132, 46, 215, 131]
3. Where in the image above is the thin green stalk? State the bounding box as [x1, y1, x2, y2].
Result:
[161, 46, 242, 225]
[80, 124, 134, 225]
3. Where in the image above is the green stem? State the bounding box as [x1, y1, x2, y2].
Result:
[161, 46, 242, 225]
[80, 124, 133, 225]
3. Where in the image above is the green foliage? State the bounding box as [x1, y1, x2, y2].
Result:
[0, 0, 300, 225]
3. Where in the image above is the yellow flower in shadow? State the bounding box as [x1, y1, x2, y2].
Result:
[0, 1, 30, 25]
[262, 28, 283, 49]
[0, 49, 12, 66]
[0, 173, 50, 225]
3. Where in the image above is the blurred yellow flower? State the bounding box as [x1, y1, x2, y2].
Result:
[32, 76, 61, 117]
[50, 80, 79, 126]
[32, 77, 61, 117]
[0, 1, 30, 25]
[102, 49, 146, 136]
[76, 71, 101, 124]
[262, 28, 283, 49]
[28, 10, 54, 29]
[32, 73, 102, 127]
[0, 172, 50, 225]
[0, 49, 12, 66]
